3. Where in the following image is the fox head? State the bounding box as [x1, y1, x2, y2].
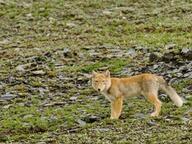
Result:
[91, 70, 111, 92]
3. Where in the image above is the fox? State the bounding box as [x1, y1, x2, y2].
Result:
[91, 70, 183, 119]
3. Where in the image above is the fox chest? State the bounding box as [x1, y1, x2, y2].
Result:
[101, 92, 116, 102]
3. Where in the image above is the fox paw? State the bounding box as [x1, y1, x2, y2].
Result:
[150, 112, 159, 117]
[110, 116, 119, 120]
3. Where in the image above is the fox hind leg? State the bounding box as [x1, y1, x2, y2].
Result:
[142, 80, 162, 116]
[145, 93, 162, 117]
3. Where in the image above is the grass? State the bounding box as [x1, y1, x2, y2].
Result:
[0, 0, 192, 143]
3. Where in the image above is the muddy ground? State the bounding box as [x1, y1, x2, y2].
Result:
[0, 0, 192, 143]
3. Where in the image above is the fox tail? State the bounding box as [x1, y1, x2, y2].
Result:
[157, 76, 183, 107]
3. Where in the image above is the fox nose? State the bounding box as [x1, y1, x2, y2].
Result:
[98, 88, 101, 91]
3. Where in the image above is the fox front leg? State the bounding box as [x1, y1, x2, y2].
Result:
[110, 96, 123, 119]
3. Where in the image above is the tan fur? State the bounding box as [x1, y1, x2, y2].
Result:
[92, 70, 183, 119]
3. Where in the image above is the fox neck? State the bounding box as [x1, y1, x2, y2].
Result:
[104, 79, 111, 92]
[101, 79, 114, 102]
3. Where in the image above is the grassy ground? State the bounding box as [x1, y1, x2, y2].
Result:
[0, 0, 192, 143]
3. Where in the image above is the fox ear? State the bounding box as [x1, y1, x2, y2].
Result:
[84, 71, 97, 79]
[84, 73, 92, 78]
[92, 70, 97, 77]
[105, 70, 110, 77]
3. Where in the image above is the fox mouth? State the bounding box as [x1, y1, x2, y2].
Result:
[97, 88, 105, 92]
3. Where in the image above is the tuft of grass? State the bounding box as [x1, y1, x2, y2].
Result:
[81, 58, 131, 73]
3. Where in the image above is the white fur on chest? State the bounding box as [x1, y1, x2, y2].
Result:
[101, 91, 115, 102]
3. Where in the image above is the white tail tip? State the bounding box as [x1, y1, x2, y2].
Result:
[175, 98, 183, 107]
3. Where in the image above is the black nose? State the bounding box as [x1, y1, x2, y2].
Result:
[98, 88, 101, 91]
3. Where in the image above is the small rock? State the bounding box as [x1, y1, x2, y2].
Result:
[0, 93, 16, 100]
[92, 128, 110, 132]
[126, 48, 136, 57]
[3, 104, 12, 109]
[103, 10, 112, 15]
[153, 64, 159, 69]
[165, 44, 176, 50]
[181, 48, 190, 53]
[187, 85, 192, 91]
[168, 78, 177, 85]
[66, 22, 77, 28]
[70, 96, 78, 101]
[43, 102, 66, 107]
[49, 115, 58, 122]
[63, 48, 70, 54]
[0, 39, 9, 44]
[181, 117, 190, 123]
[23, 114, 33, 119]
[44, 52, 52, 58]
[84, 115, 100, 123]
[16, 65, 25, 72]
[39, 7, 45, 12]
[161, 52, 176, 62]
[26, 13, 32, 17]
[177, 72, 183, 78]
[16, 63, 32, 72]
[134, 113, 146, 119]
[32, 70, 46, 75]
[63, 48, 73, 57]
[135, 46, 149, 53]
[159, 94, 169, 102]
[0, 0, 6, 5]
[122, 16, 126, 20]
[77, 119, 86, 126]
[149, 52, 161, 62]
[18, 103, 25, 106]
[26, 13, 34, 20]
[22, 122, 31, 127]
[0, 83, 4, 90]
[181, 48, 192, 60]
[182, 49, 192, 60]
[185, 108, 192, 116]
[183, 72, 192, 78]
[147, 120, 157, 126]
[37, 142, 46, 144]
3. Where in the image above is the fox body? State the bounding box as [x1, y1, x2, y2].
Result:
[91, 70, 183, 119]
